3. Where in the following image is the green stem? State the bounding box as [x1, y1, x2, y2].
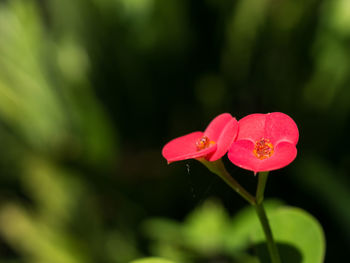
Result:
[198, 159, 256, 205]
[256, 171, 269, 204]
[254, 172, 281, 263]
[198, 160, 281, 262]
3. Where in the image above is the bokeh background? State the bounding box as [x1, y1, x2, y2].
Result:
[0, 0, 349, 262]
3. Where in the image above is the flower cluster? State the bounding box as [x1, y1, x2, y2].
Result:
[162, 112, 299, 173]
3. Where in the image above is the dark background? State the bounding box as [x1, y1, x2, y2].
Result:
[0, 0, 349, 262]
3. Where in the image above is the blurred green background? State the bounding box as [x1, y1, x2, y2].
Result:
[0, 0, 349, 262]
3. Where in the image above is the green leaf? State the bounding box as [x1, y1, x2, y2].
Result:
[141, 201, 325, 263]
[252, 207, 326, 263]
[130, 257, 176, 263]
[225, 199, 284, 252]
[182, 199, 230, 255]
[142, 218, 182, 244]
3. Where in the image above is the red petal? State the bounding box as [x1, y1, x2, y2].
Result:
[265, 112, 299, 145]
[237, 112, 299, 146]
[204, 113, 234, 141]
[162, 131, 217, 162]
[205, 116, 238, 161]
[236, 114, 266, 142]
[228, 140, 297, 173]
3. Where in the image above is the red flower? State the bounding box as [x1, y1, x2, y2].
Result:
[228, 112, 299, 173]
[162, 113, 238, 163]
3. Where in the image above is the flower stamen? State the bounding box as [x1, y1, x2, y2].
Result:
[253, 138, 274, 159]
[196, 136, 215, 151]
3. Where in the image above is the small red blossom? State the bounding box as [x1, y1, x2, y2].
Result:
[228, 112, 299, 173]
[162, 113, 238, 163]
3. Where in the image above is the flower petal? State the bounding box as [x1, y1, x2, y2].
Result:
[205, 116, 238, 161]
[236, 114, 266, 142]
[204, 113, 234, 141]
[228, 140, 297, 173]
[265, 112, 299, 145]
[162, 131, 217, 163]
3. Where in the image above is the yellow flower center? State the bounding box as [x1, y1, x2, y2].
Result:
[253, 138, 274, 159]
[196, 136, 215, 151]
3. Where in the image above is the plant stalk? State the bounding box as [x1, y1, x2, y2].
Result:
[199, 160, 281, 262]
[254, 172, 281, 263]
[198, 159, 256, 205]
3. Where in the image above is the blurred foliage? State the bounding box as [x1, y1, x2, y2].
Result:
[0, 0, 349, 262]
[130, 258, 176, 263]
[141, 199, 325, 263]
